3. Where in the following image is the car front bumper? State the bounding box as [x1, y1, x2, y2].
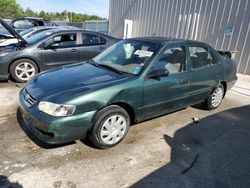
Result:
[17, 88, 96, 145]
[227, 76, 238, 91]
[0, 55, 10, 80]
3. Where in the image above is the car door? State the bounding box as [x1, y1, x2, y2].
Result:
[40, 32, 80, 66]
[187, 44, 222, 104]
[142, 45, 192, 119]
[77, 32, 107, 61]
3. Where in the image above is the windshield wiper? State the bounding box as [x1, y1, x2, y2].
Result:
[87, 60, 99, 67]
[88, 60, 125, 75]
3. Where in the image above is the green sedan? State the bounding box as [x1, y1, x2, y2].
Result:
[17, 37, 237, 148]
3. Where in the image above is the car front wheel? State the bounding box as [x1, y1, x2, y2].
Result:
[10, 59, 38, 82]
[203, 83, 224, 110]
[89, 105, 130, 149]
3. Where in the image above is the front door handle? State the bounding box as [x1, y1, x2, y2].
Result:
[180, 80, 191, 84]
[99, 46, 105, 50]
[71, 49, 77, 52]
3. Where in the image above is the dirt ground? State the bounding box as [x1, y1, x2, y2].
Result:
[0, 78, 250, 188]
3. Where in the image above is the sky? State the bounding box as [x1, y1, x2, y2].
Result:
[16, 0, 109, 18]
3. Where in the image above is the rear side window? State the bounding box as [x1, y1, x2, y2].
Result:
[188, 46, 216, 69]
[82, 33, 106, 46]
[43, 20, 53, 26]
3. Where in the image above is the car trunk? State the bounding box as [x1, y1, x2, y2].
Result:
[217, 50, 237, 60]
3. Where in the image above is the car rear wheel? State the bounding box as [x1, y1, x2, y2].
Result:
[10, 59, 38, 83]
[89, 105, 130, 149]
[203, 83, 224, 110]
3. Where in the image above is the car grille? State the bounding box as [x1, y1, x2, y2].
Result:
[23, 89, 36, 107]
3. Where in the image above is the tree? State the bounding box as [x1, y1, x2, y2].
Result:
[0, 0, 106, 22]
[24, 7, 36, 17]
[0, 0, 23, 19]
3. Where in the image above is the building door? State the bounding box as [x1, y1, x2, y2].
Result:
[123, 19, 133, 39]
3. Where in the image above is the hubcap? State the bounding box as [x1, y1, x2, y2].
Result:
[100, 115, 127, 145]
[211, 86, 224, 107]
[15, 62, 36, 81]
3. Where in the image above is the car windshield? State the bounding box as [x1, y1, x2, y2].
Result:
[26, 30, 54, 45]
[93, 40, 160, 75]
[19, 28, 34, 36]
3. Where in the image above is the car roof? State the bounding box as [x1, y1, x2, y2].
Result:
[43, 28, 115, 38]
[13, 17, 50, 21]
[129, 37, 208, 46]
[25, 26, 58, 31]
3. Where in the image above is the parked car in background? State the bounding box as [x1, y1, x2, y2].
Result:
[17, 37, 237, 149]
[0, 26, 77, 48]
[19, 26, 76, 39]
[0, 29, 13, 43]
[11, 17, 57, 32]
[0, 19, 119, 82]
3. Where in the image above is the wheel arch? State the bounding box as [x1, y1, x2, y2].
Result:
[8, 57, 40, 74]
[220, 81, 227, 98]
[109, 102, 136, 125]
[209, 80, 227, 98]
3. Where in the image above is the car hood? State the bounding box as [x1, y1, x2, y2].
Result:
[0, 19, 27, 46]
[0, 38, 18, 46]
[26, 63, 130, 101]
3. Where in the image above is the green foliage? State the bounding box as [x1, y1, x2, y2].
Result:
[0, 0, 105, 22]
[0, 0, 23, 18]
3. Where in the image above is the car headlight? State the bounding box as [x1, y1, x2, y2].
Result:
[38, 101, 76, 117]
[0, 52, 9, 57]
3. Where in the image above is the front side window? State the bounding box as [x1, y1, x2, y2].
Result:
[45, 33, 77, 48]
[82, 33, 106, 46]
[151, 46, 186, 75]
[188, 46, 215, 69]
[93, 40, 160, 75]
[30, 20, 44, 27]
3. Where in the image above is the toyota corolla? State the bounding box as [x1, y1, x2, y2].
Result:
[17, 37, 237, 149]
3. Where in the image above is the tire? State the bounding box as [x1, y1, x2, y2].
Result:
[202, 83, 225, 110]
[10, 59, 38, 83]
[89, 105, 130, 149]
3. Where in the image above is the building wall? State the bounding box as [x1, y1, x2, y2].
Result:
[109, 0, 250, 75]
[84, 20, 109, 34]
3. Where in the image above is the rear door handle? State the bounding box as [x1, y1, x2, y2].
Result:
[71, 49, 77, 52]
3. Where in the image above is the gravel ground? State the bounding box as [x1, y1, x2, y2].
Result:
[0, 76, 250, 188]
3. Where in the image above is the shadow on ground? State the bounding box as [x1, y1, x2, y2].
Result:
[132, 105, 250, 188]
[0, 175, 22, 188]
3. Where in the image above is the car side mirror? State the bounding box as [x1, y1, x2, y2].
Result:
[147, 69, 169, 79]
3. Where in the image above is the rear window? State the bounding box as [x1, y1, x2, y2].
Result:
[188, 46, 216, 69]
[82, 33, 106, 46]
